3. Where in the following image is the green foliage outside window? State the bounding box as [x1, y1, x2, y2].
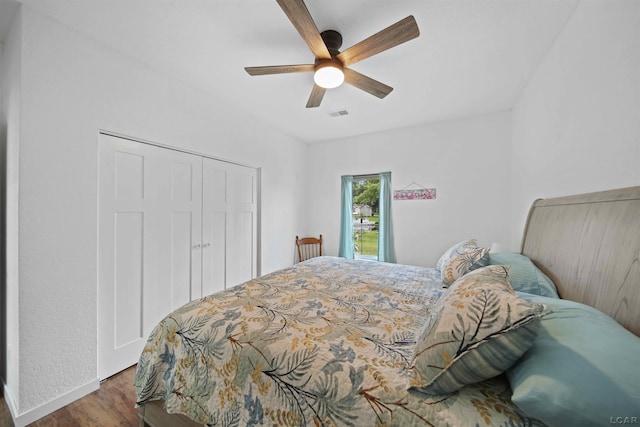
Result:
[353, 179, 380, 257]
[353, 180, 380, 214]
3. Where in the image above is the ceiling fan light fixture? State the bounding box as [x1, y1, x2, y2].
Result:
[314, 60, 344, 89]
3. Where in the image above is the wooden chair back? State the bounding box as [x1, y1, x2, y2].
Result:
[296, 235, 323, 262]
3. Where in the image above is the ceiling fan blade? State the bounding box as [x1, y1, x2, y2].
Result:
[337, 16, 419, 67]
[306, 84, 326, 108]
[245, 64, 314, 76]
[343, 68, 393, 99]
[276, 0, 331, 59]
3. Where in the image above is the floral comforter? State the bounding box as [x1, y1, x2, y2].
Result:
[135, 257, 544, 426]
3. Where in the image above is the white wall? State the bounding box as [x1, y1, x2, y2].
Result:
[0, 38, 4, 388]
[0, 7, 21, 418]
[6, 5, 307, 424]
[510, 0, 640, 248]
[305, 111, 513, 267]
[5, 0, 639, 424]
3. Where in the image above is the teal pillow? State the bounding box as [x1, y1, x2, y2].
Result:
[489, 252, 559, 298]
[507, 293, 640, 427]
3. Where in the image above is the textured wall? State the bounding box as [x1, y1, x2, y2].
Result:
[511, 0, 640, 248]
[10, 5, 307, 423]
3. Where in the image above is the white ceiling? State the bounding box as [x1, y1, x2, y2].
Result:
[1, 0, 578, 143]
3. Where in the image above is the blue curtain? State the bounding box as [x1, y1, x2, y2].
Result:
[378, 172, 397, 263]
[339, 175, 354, 258]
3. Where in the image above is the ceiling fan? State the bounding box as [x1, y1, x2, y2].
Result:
[245, 0, 420, 108]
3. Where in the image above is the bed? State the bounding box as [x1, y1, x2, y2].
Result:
[135, 186, 640, 427]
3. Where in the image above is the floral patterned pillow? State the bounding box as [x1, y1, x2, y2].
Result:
[409, 266, 547, 395]
[436, 239, 489, 284]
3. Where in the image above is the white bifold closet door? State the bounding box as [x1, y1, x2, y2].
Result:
[98, 134, 258, 380]
[202, 158, 258, 295]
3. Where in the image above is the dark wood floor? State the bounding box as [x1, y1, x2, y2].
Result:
[0, 366, 140, 426]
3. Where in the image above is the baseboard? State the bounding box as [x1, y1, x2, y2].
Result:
[6, 378, 100, 427]
[3, 382, 19, 423]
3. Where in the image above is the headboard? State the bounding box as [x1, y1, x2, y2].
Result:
[520, 186, 640, 337]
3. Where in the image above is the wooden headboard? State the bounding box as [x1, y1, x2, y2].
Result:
[520, 186, 640, 337]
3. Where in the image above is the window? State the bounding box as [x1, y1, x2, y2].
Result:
[339, 172, 396, 263]
[353, 177, 380, 259]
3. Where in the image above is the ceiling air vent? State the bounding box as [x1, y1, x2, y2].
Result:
[328, 109, 349, 118]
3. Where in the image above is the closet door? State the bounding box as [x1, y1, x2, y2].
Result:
[98, 134, 202, 379]
[202, 159, 258, 295]
[154, 147, 203, 306]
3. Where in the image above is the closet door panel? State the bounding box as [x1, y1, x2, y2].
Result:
[112, 151, 146, 349]
[202, 159, 258, 291]
[227, 211, 254, 287]
[99, 135, 203, 379]
[114, 212, 144, 348]
[227, 166, 257, 287]
[162, 154, 203, 306]
[170, 212, 194, 308]
[99, 136, 155, 379]
[115, 151, 144, 199]
[202, 165, 227, 295]
[202, 211, 226, 296]
[141, 149, 171, 334]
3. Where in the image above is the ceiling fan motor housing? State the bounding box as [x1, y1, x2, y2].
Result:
[320, 30, 343, 56]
